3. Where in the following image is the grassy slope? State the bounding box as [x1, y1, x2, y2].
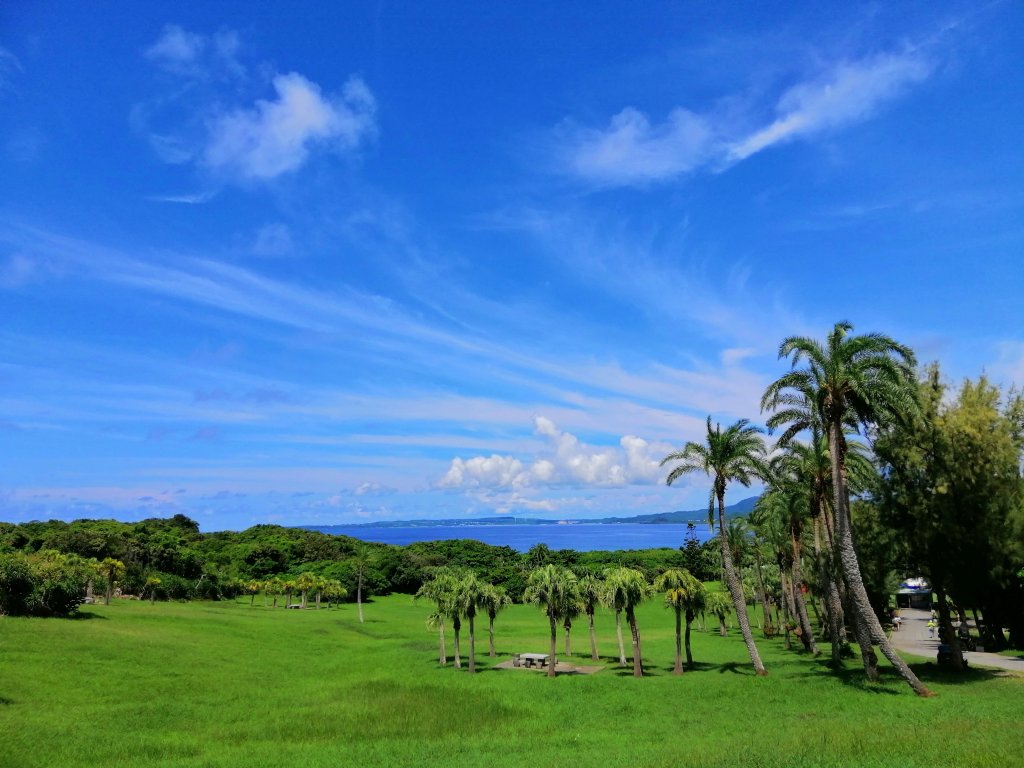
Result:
[1, 596, 1021, 768]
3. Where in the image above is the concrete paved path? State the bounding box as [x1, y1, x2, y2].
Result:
[889, 608, 1024, 673]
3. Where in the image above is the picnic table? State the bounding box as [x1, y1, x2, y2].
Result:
[516, 652, 550, 668]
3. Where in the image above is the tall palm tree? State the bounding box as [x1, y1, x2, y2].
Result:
[524, 564, 578, 678]
[350, 551, 369, 624]
[762, 321, 932, 696]
[705, 590, 733, 636]
[655, 568, 705, 673]
[479, 584, 512, 657]
[577, 574, 603, 661]
[661, 417, 771, 676]
[415, 568, 459, 666]
[601, 568, 629, 666]
[604, 567, 650, 678]
[753, 487, 819, 656]
[455, 571, 487, 674]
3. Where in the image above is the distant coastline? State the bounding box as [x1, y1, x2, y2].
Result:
[305, 495, 757, 531]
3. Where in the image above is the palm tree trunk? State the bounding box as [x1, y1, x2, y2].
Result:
[468, 614, 477, 674]
[673, 606, 683, 674]
[301, 590, 308, 609]
[250, 593, 256, 607]
[778, 566, 792, 650]
[828, 422, 932, 696]
[588, 611, 599, 661]
[753, 548, 773, 637]
[626, 606, 643, 678]
[357, 569, 364, 624]
[564, 617, 572, 657]
[438, 618, 447, 666]
[684, 610, 694, 667]
[548, 614, 558, 678]
[615, 609, 627, 666]
[452, 616, 462, 669]
[790, 540, 818, 655]
[718, 615, 728, 636]
[488, 615, 496, 657]
[718, 488, 767, 676]
[316, 590, 321, 609]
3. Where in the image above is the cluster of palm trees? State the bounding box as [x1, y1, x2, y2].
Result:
[416, 563, 715, 678]
[660, 322, 932, 696]
[243, 575, 348, 610]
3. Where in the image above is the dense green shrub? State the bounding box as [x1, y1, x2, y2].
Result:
[0, 552, 35, 615]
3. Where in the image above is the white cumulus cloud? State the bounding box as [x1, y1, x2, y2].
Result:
[204, 73, 376, 181]
[438, 417, 670, 490]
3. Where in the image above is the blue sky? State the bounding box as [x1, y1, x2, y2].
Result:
[2, 2, 1022, 529]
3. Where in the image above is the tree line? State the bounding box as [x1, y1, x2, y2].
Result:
[0, 511, 720, 616]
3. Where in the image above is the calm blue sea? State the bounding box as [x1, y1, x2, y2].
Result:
[307, 523, 713, 552]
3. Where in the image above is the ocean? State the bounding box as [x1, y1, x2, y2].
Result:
[306, 523, 714, 552]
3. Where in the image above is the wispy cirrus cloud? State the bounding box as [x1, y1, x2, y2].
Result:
[555, 48, 934, 186]
[144, 24, 243, 79]
[727, 52, 932, 162]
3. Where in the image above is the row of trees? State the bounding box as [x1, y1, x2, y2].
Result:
[659, 322, 1024, 697]
[0, 514, 721, 610]
[414, 563, 726, 678]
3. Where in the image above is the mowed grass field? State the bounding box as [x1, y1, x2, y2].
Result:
[1, 595, 1021, 768]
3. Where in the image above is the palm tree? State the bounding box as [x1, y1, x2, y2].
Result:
[144, 576, 162, 604]
[577, 574, 603, 661]
[96, 558, 125, 606]
[705, 590, 733, 636]
[322, 579, 347, 609]
[762, 321, 932, 696]
[415, 568, 459, 666]
[655, 568, 705, 673]
[601, 568, 629, 666]
[351, 551, 369, 624]
[524, 564, 578, 677]
[661, 417, 771, 676]
[282, 579, 296, 608]
[479, 584, 512, 657]
[265, 576, 283, 608]
[753, 487, 819, 656]
[455, 571, 487, 674]
[604, 567, 650, 678]
[295, 572, 318, 609]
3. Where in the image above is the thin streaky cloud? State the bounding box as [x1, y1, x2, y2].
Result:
[556, 47, 936, 186]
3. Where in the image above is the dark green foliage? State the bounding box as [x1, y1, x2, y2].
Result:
[0, 553, 34, 614]
[0, 551, 92, 616]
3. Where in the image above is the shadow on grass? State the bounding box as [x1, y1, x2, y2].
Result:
[67, 611, 108, 621]
[786, 655, 1006, 694]
[0, 696, 13, 706]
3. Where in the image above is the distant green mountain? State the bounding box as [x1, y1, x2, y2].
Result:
[317, 495, 760, 529]
[591, 495, 759, 524]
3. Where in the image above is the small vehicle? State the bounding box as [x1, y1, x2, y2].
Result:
[937, 643, 968, 667]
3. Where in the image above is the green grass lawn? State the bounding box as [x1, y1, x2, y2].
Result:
[2, 595, 1021, 768]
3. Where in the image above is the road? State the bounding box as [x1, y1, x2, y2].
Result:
[889, 608, 1024, 673]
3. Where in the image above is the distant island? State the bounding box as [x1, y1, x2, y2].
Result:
[308, 495, 758, 530]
